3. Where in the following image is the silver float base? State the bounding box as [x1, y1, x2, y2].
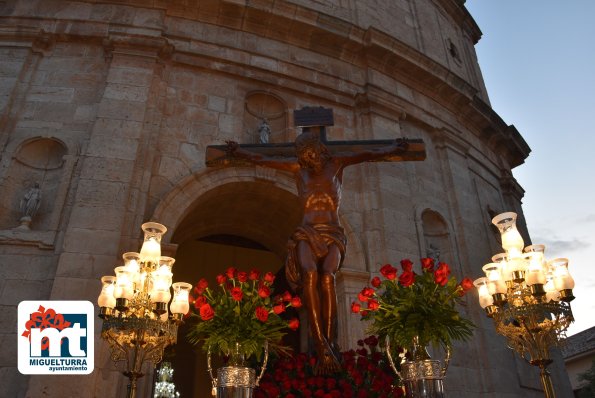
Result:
[216, 366, 255, 398]
[402, 360, 445, 398]
[403, 378, 445, 398]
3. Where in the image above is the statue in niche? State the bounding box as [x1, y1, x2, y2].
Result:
[426, 242, 441, 263]
[257, 118, 272, 144]
[17, 182, 42, 230]
[245, 96, 285, 144]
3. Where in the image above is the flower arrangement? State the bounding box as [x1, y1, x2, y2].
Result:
[187, 267, 301, 359]
[352, 258, 475, 352]
[255, 336, 404, 398]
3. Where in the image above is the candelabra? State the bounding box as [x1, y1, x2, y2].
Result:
[97, 222, 192, 398]
[474, 212, 575, 398]
[154, 362, 180, 398]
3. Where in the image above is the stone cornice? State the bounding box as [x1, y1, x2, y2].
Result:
[499, 171, 526, 202]
[0, 229, 55, 249]
[0, 25, 54, 54]
[0, 1, 528, 168]
[433, 0, 482, 44]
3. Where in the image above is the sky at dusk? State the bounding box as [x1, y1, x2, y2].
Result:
[466, 1, 595, 335]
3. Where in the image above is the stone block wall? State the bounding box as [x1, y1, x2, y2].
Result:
[0, 1, 571, 397]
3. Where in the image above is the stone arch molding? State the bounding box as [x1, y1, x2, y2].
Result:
[14, 136, 68, 170]
[151, 166, 367, 268]
[153, 167, 296, 240]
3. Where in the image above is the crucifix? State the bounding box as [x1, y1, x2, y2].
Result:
[205, 106, 426, 374]
[206, 107, 425, 167]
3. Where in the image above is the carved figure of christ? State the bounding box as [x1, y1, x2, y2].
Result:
[205, 108, 425, 374]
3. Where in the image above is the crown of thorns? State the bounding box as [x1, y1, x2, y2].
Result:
[295, 131, 323, 150]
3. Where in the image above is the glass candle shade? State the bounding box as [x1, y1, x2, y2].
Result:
[170, 282, 192, 315]
[114, 266, 134, 299]
[550, 258, 575, 290]
[150, 271, 173, 303]
[474, 277, 494, 308]
[491, 253, 511, 281]
[544, 276, 561, 302]
[97, 276, 116, 308]
[492, 212, 524, 257]
[140, 222, 167, 264]
[524, 251, 546, 286]
[524, 244, 545, 254]
[123, 251, 141, 288]
[158, 256, 175, 274]
[482, 263, 507, 294]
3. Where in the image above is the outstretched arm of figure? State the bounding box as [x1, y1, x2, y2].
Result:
[334, 138, 409, 166]
[226, 141, 299, 172]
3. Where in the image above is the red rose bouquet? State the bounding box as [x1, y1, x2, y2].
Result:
[187, 267, 301, 359]
[352, 258, 475, 352]
[255, 336, 404, 398]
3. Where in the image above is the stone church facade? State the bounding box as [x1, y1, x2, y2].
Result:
[0, 1, 572, 397]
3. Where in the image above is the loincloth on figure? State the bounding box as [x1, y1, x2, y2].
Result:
[285, 223, 347, 289]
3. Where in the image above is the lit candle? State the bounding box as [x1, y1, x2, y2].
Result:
[551, 258, 575, 290]
[501, 231, 524, 257]
[491, 253, 510, 281]
[140, 237, 161, 264]
[140, 222, 167, 264]
[123, 252, 141, 289]
[474, 277, 494, 308]
[151, 290, 170, 303]
[170, 282, 192, 314]
[482, 263, 507, 294]
[524, 252, 546, 285]
[114, 266, 134, 299]
[492, 212, 524, 255]
[544, 278, 560, 302]
[150, 271, 172, 303]
[97, 276, 116, 308]
[158, 256, 175, 274]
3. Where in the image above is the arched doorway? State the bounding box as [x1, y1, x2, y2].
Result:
[163, 179, 302, 397]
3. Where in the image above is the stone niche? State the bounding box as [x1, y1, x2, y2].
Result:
[421, 208, 453, 265]
[243, 91, 289, 144]
[0, 137, 67, 231]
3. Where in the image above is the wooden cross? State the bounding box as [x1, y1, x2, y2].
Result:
[205, 106, 426, 167]
[204, 106, 426, 374]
